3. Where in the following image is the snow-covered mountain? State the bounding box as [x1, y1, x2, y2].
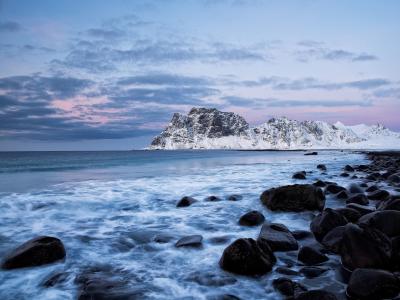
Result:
[149, 107, 400, 150]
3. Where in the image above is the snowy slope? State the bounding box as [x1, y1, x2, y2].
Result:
[149, 108, 400, 150]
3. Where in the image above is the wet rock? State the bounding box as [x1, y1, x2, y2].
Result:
[293, 171, 306, 180]
[367, 189, 390, 201]
[378, 197, 400, 211]
[321, 226, 345, 253]
[153, 234, 174, 244]
[346, 193, 369, 205]
[340, 223, 392, 271]
[258, 223, 298, 252]
[366, 185, 379, 193]
[42, 271, 70, 287]
[75, 265, 144, 300]
[176, 196, 197, 207]
[273, 277, 307, 297]
[340, 173, 350, 177]
[299, 266, 329, 278]
[205, 195, 221, 202]
[208, 236, 233, 245]
[360, 183, 368, 187]
[295, 290, 338, 300]
[186, 271, 236, 287]
[219, 238, 276, 275]
[260, 184, 325, 212]
[344, 165, 355, 172]
[391, 236, 400, 270]
[275, 266, 299, 276]
[317, 164, 327, 171]
[304, 152, 318, 156]
[1, 236, 66, 270]
[346, 203, 375, 215]
[325, 184, 346, 194]
[335, 208, 361, 223]
[358, 210, 400, 237]
[238, 211, 265, 226]
[310, 208, 348, 242]
[227, 194, 243, 201]
[175, 235, 203, 248]
[298, 246, 329, 266]
[292, 230, 313, 240]
[347, 268, 400, 299]
[313, 180, 326, 187]
[388, 173, 400, 183]
[348, 184, 364, 194]
[212, 295, 241, 300]
[336, 190, 349, 199]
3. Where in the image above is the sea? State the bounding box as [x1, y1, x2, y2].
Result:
[0, 150, 368, 299]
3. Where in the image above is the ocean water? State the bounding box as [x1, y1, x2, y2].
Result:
[0, 150, 368, 299]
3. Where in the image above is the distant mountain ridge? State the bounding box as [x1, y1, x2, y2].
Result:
[149, 107, 400, 150]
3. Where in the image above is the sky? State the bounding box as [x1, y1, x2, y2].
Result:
[0, 0, 399, 150]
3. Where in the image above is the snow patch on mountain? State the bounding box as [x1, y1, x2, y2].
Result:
[149, 108, 400, 150]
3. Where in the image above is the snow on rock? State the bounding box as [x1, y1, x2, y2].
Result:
[149, 108, 400, 150]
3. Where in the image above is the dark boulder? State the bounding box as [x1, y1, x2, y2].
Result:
[275, 267, 299, 276]
[335, 208, 361, 223]
[366, 185, 379, 193]
[298, 246, 329, 266]
[299, 266, 329, 278]
[175, 235, 203, 248]
[219, 238, 276, 275]
[391, 236, 400, 270]
[292, 230, 313, 240]
[238, 211, 265, 226]
[340, 223, 392, 271]
[293, 171, 306, 180]
[258, 223, 298, 252]
[346, 203, 375, 215]
[260, 184, 325, 212]
[349, 184, 364, 194]
[176, 196, 197, 207]
[321, 225, 345, 253]
[272, 277, 307, 297]
[344, 165, 355, 172]
[336, 190, 349, 199]
[227, 194, 243, 201]
[205, 195, 221, 202]
[388, 173, 400, 183]
[313, 180, 326, 187]
[1, 236, 66, 270]
[367, 189, 390, 201]
[317, 164, 327, 171]
[340, 173, 350, 177]
[295, 290, 338, 300]
[310, 208, 348, 242]
[346, 193, 369, 206]
[358, 210, 400, 237]
[347, 268, 400, 299]
[378, 197, 400, 211]
[304, 152, 318, 156]
[325, 184, 346, 194]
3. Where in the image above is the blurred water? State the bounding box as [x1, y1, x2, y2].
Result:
[0, 150, 368, 299]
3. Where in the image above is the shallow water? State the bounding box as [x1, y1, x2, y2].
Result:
[0, 150, 368, 299]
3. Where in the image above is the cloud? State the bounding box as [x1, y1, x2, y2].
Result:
[116, 73, 212, 86]
[0, 21, 22, 32]
[373, 87, 400, 98]
[223, 96, 372, 108]
[235, 76, 390, 91]
[295, 40, 378, 63]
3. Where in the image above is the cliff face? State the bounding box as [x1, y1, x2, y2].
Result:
[149, 107, 400, 150]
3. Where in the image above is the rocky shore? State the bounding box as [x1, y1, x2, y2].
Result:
[1, 151, 400, 299]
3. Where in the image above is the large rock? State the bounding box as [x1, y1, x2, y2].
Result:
[260, 184, 325, 212]
[175, 235, 203, 248]
[368, 189, 390, 201]
[325, 184, 346, 194]
[1, 236, 66, 269]
[176, 196, 197, 207]
[378, 197, 400, 211]
[321, 225, 345, 254]
[293, 171, 306, 179]
[295, 290, 338, 300]
[340, 224, 392, 271]
[358, 210, 400, 237]
[335, 207, 361, 223]
[298, 246, 328, 266]
[272, 277, 307, 297]
[239, 211, 265, 226]
[219, 238, 276, 275]
[346, 193, 369, 206]
[310, 208, 348, 242]
[258, 223, 298, 252]
[347, 268, 400, 299]
[346, 203, 375, 215]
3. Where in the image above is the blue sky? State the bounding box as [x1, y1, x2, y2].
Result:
[0, 0, 399, 150]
